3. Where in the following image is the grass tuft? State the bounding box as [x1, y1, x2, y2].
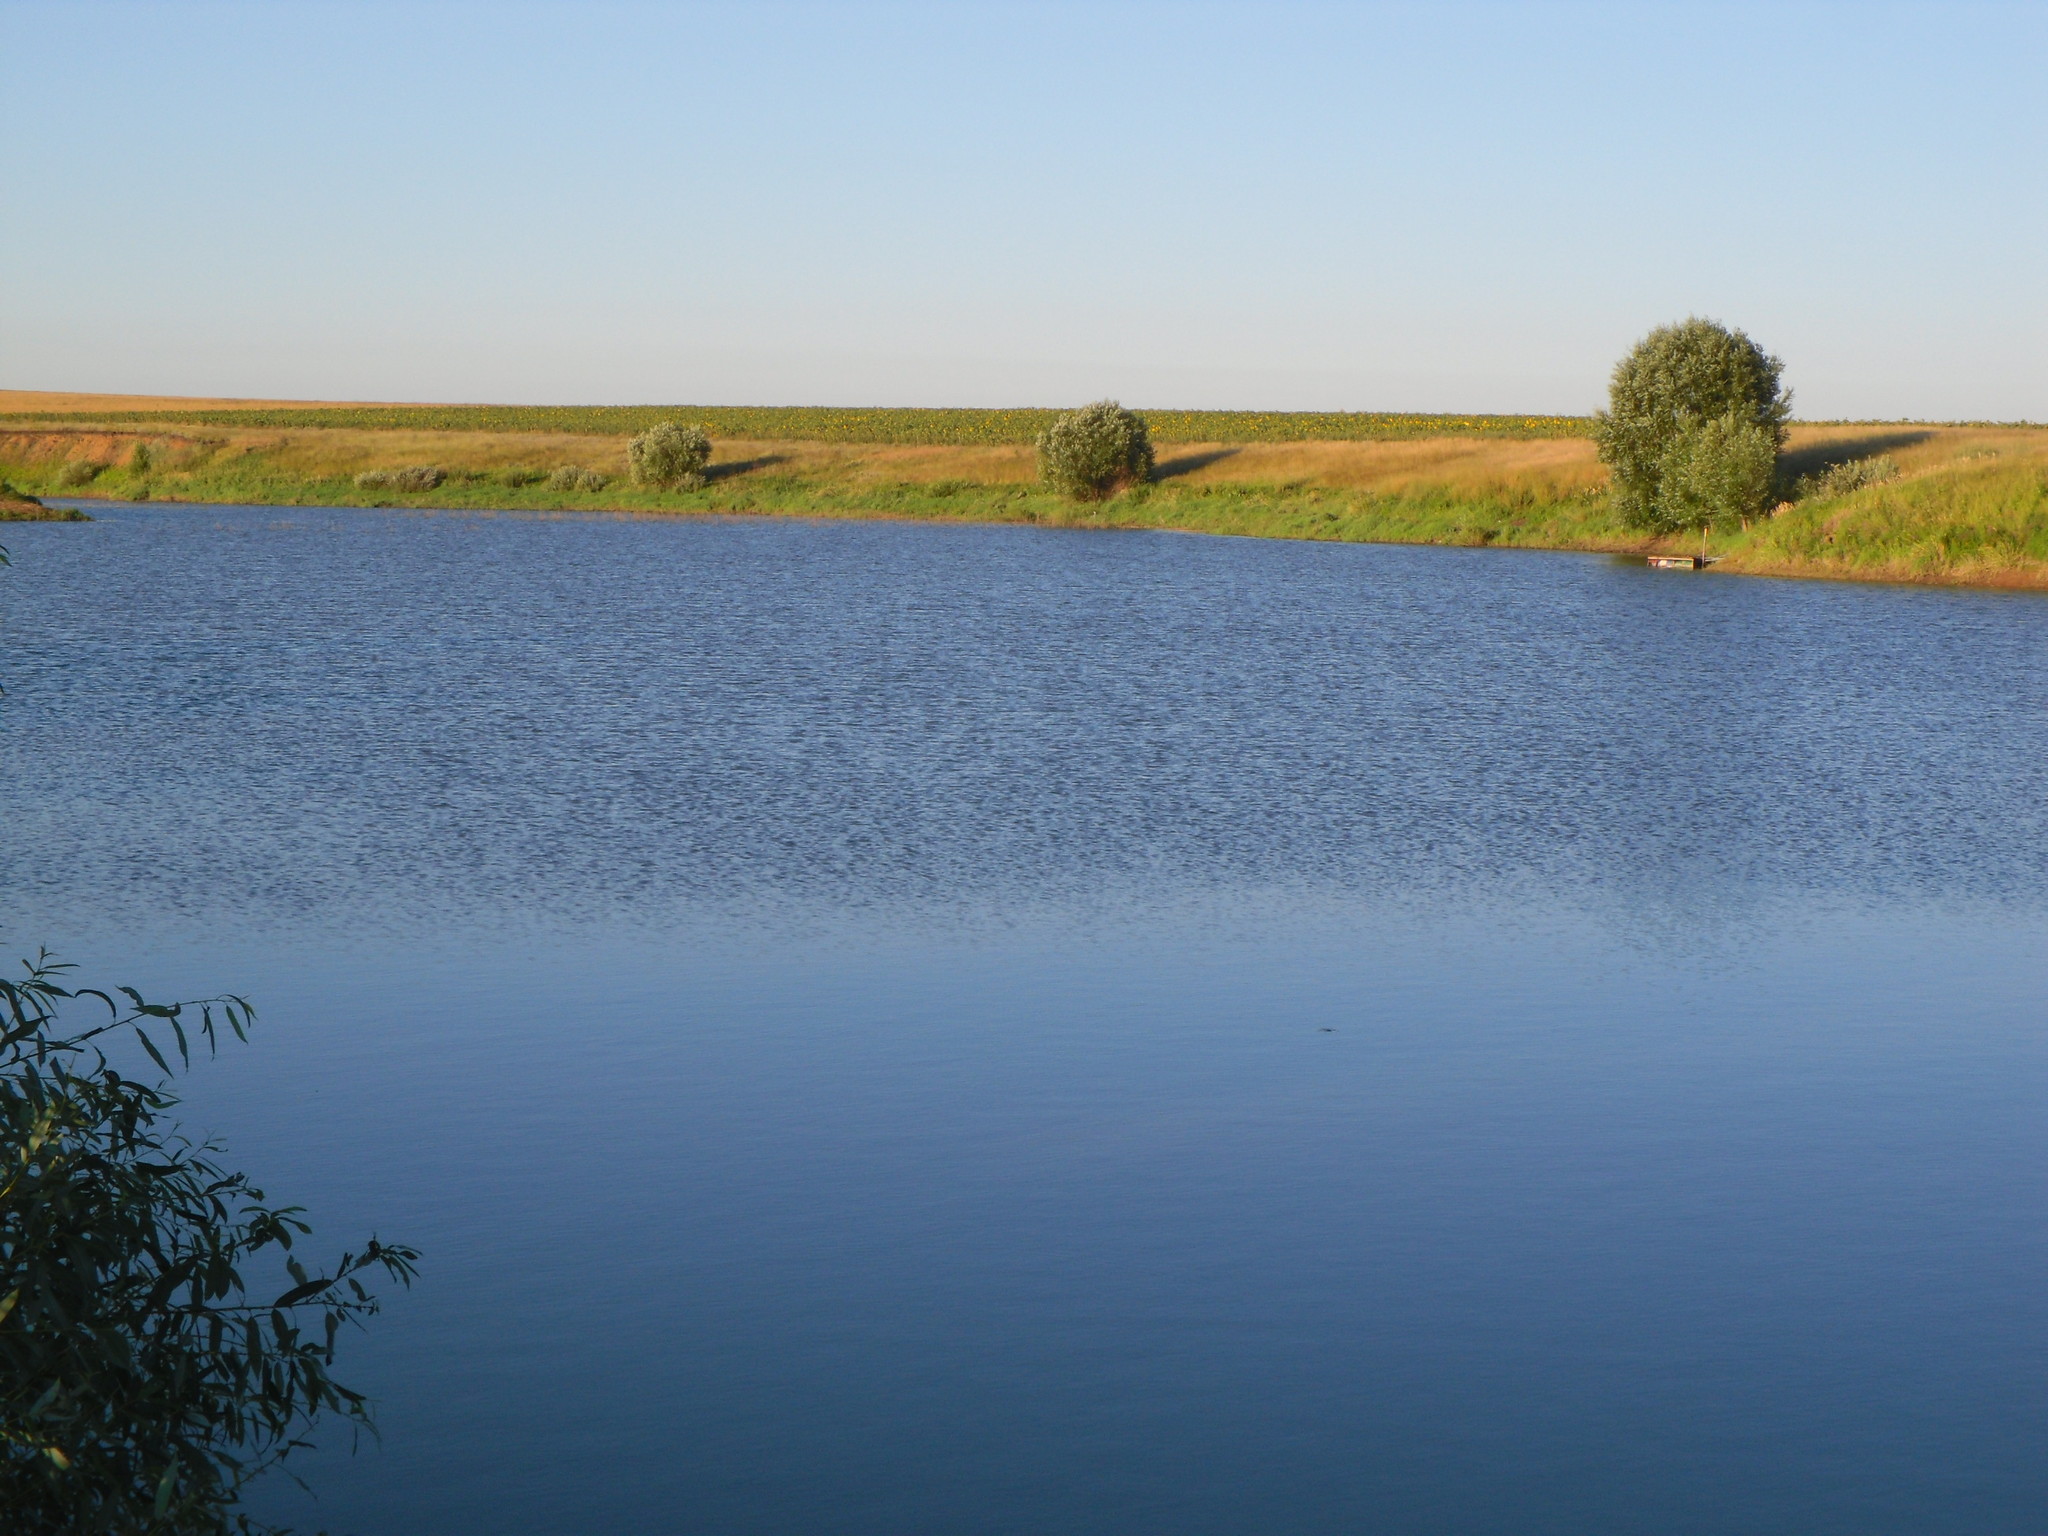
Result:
[1793, 455, 1899, 501]
[354, 465, 446, 491]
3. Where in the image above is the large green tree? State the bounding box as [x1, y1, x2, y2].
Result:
[1594, 317, 1791, 532]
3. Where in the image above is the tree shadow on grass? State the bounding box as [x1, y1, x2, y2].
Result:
[705, 453, 790, 483]
[1154, 447, 1242, 480]
[1780, 430, 1934, 481]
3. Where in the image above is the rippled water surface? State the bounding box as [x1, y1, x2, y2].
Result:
[4, 503, 2046, 1535]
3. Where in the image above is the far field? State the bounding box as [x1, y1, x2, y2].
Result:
[3, 392, 2044, 589]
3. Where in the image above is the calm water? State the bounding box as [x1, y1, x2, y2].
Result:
[4, 502, 2046, 1535]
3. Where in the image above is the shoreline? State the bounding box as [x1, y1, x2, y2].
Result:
[33, 484, 2048, 596]
[4, 412, 2044, 593]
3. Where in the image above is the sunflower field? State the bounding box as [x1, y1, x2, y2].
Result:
[0, 404, 1592, 444]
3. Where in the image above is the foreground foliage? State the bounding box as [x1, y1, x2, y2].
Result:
[0, 952, 417, 1534]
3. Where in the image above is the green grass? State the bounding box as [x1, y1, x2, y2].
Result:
[7, 454, 1637, 551]
[1721, 458, 2048, 583]
[0, 404, 1591, 444]
[0, 482, 88, 520]
[0, 504, 90, 520]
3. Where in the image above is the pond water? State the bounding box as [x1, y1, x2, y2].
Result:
[3, 503, 2046, 1535]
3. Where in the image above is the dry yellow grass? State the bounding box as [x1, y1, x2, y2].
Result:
[1777, 422, 2043, 476]
[794, 436, 1610, 497]
[0, 425, 632, 478]
[755, 424, 2048, 501]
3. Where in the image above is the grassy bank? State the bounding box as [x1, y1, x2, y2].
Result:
[0, 483, 88, 521]
[2, 396, 2044, 590]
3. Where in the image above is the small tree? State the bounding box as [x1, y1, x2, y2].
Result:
[1594, 318, 1790, 532]
[0, 953, 418, 1534]
[627, 422, 712, 491]
[1037, 401, 1155, 501]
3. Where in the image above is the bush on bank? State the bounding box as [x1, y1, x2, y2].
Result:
[355, 465, 446, 491]
[1037, 401, 1155, 501]
[628, 422, 712, 491]
[1795, 454, 1899, 501]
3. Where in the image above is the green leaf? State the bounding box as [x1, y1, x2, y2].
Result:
[271, 1276, 335, 1308]
[133, 1026, 172, 1077]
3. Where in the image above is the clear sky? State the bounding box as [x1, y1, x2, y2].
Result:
[4, 1, 2042, 418]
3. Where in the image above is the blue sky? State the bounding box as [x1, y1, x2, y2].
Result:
[4, 1, 2042, 417]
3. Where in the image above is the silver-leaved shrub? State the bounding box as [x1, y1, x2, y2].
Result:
[1037, 401, 1155, 501]
[627, 422, 712, 491]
